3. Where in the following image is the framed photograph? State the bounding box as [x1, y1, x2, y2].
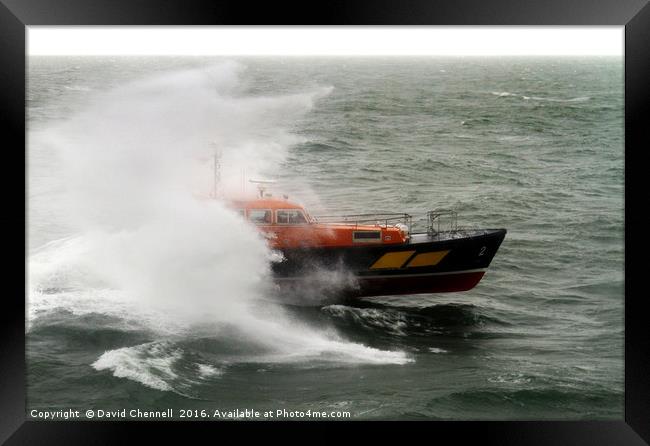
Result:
[2, 0, 649, 443]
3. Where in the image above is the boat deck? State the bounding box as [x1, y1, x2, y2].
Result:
[409, 228, 506, 244]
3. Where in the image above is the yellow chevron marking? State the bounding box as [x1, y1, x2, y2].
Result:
[370, 251, 416, 270]
[406, 250, 450, 268]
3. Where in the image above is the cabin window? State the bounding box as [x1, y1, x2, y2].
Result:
[249, 209, 272, 225]
[276, 209, 308, 225]
[353, 230, 382, 243]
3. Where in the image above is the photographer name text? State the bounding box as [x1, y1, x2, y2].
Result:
[29, 408, 351, 420]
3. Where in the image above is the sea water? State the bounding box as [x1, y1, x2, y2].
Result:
[27, 56, 623, 419]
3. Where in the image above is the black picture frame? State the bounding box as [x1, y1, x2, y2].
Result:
[2, 0, 648, 443]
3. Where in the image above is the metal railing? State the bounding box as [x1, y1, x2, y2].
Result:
[426, 209, 459, 235]
[312, 213, 412, 229]
[312, 209, 481, 238]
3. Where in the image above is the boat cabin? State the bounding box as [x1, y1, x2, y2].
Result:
[230, 197, 409, 249]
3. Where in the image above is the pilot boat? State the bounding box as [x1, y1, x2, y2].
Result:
[228, 180, 506, 299]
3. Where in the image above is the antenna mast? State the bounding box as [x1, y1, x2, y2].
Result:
[209, 142, 221, 199]
[249, 178, 276, 198]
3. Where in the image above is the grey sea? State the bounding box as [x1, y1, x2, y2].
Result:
[27, 56, 624, 420]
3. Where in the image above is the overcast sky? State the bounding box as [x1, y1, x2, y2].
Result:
[28, 26, 623, 56]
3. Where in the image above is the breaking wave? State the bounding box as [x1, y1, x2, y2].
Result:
[490, 91, 590, 102]
[28, 61, 411, 393]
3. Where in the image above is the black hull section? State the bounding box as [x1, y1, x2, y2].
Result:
[272, 229, 507, 298]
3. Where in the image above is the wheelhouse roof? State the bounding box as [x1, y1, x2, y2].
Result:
[230, 198, 305, 211]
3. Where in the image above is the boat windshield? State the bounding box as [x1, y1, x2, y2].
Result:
[276, 209, 308, 225]
[249, 209, 272, 225]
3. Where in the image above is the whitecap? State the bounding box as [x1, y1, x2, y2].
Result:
[196, 363, 224, 378]
[64, 85, 92, 92]
[428, 347, 448, 354]
[92, 342, 182, 392]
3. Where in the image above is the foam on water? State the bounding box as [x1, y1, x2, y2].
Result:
[196, 363, 223, 378]
[92, 342, 183, 392]
[428, 347, 448, 354]
[490, 91, 590, 102]
[323, 305, 409, 336]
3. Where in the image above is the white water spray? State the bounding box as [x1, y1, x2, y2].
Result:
[28, 62, 410, 389]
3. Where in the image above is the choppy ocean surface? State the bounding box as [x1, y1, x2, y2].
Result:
[27, 56, 623, 420]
